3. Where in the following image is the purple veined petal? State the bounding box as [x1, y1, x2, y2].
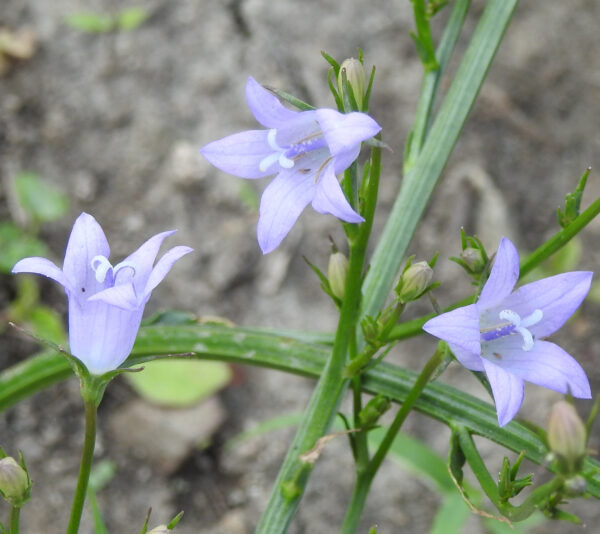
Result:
[315, 109, 381, 158]
[482, 359, 525, 427]
[311, 163, 364, 223]
[143, 245, 194, 298]
[68, 298, 143, 374]
[62, 213, 110, 296]
[89, 283, 140, 311]
[11, 257, 70, 290]
[245, 77, 299, 129]
[500, 271, 593, 339]
[477, 237, 520, 309]
[422, 303, 481, 356]
[448, 343, 484, 372]
[200, 130, 274, 179]
[483, 337, 591, 399]
[257, 169, 316, 254]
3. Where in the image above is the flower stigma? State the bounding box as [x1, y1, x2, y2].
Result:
[480, 308, 543, 350]
[259, 128, 327, 172]
[91, 255, 136, 285]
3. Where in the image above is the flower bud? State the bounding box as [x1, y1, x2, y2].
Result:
[337, 58, 366, 110]
[460, 247, 485, 273]
[396, 261, 433, 303]
[0, 456, 31, 507]
[547, 401, 586, 472]
[328, 251, 349, 300]
[147, 526, 170, 534]
[358, 395, 391, 428]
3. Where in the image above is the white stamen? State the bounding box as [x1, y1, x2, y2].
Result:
[498, 308, 543, 351]
[91, 255, 113, 283]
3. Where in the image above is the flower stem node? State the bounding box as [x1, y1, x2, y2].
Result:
[337, 58, 366, 111]
[0, 455, 31, 508]
[396, 259, 434, 303]
[547, 401, 587, 475]
[328, 251, 349, 300]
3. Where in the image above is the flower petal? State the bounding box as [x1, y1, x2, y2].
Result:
[422, 304, 481, 356]
[484, 337, 591, 399]
[482, 359, 524, 426]
[257, 170, 316, 253]
[89, 283, 139, 311]
[478, 237, 519, 309]
[245, 77, 299, 129]
[315, 109, 381, 158]
[448, 343, 484, 371]
[12, 257, 69, 289]
[62, 213, 110, 296]
[144, 245, 194, 297]
[500, 271, 592, 338]
[120, 230, 176, 294]
[311, 163, 364, 223]
[200, 130, 274, 179]
[68, 298, 143, 374]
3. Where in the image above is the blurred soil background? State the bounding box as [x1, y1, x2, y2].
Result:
[1, 0, 600, 532]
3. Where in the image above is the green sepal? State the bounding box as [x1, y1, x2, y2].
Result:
[321, 51, 340, 76]
[167, 511, 184, 530]
[448, 431, 466, 485]
[138, 508, 152, 534]
[303, 256, 340, 307]
[266, 87, 315, 112]
[557, 167, 591, 228]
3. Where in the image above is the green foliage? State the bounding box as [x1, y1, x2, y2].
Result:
[65, 7, 148, 34]
[0, 223, 47, 274]
[14, 172, 68, 224]
[125, 359, 232, 407]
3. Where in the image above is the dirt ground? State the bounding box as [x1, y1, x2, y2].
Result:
[1, 1, 600, 533]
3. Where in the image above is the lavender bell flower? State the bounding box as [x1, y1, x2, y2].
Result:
[200, 77, 381, 253]
[423, 237, 592, 426]
[12, 213, 193, 375]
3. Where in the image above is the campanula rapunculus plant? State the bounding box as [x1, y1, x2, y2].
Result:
[12, 213, 193, 375]
[423, 237, 592, 426]
[200, 77, 381, 253]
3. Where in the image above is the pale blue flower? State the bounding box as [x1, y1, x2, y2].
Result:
[12, 213, 193, 375]
[423, 237, 592, 426]
[200, 77, 381, 253]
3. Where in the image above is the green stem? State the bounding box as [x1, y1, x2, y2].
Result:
[66, 397, 97, 534]
[9, 506, 20, 534]
[340, 344, 446, 533]
[255, 143, 381, 533]
[361, 0, 518, 326]
[456, 426, 565, 521]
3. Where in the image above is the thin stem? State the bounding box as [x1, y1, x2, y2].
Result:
[456, 426, 565, 521]
[341, 344, 446, 533]
[255, 143, 381, 533]
[9, 506, 20, 534]
[66, 398, 97, 534]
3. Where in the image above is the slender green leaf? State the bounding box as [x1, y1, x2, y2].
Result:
[0, 223, 47, 273]
[14, 172, 69, 223]
[430, 492, 471, 534]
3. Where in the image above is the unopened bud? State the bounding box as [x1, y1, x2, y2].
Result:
[0, 457, 30, 507]
[547, 401, 586, 473]
[328, 251, 349, 300]
[460, 247, 485, 273]
[396, 261, 433, 303]
[147, 526, 170, 534]
[337, 58, 366, 110]
[358, 395, 391, 428]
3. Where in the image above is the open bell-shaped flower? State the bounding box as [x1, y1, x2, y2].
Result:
[423, 237, 592, 426]
[12, 213, 193, 375]
[200, 77, 381, 253]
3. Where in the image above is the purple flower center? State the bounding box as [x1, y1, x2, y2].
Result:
[259, 128, 327, 172]
[480, 308, 543, 351]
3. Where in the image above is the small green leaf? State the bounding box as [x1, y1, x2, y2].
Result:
[14, 172, 69, 223]
[125, 359, 232, 407]
[430, 492, 471, 534]
[88, 460, 116, 493]
[0, 223, 47, 274]
[65, 13, 115, 33]
[117, 7, 148, 31]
